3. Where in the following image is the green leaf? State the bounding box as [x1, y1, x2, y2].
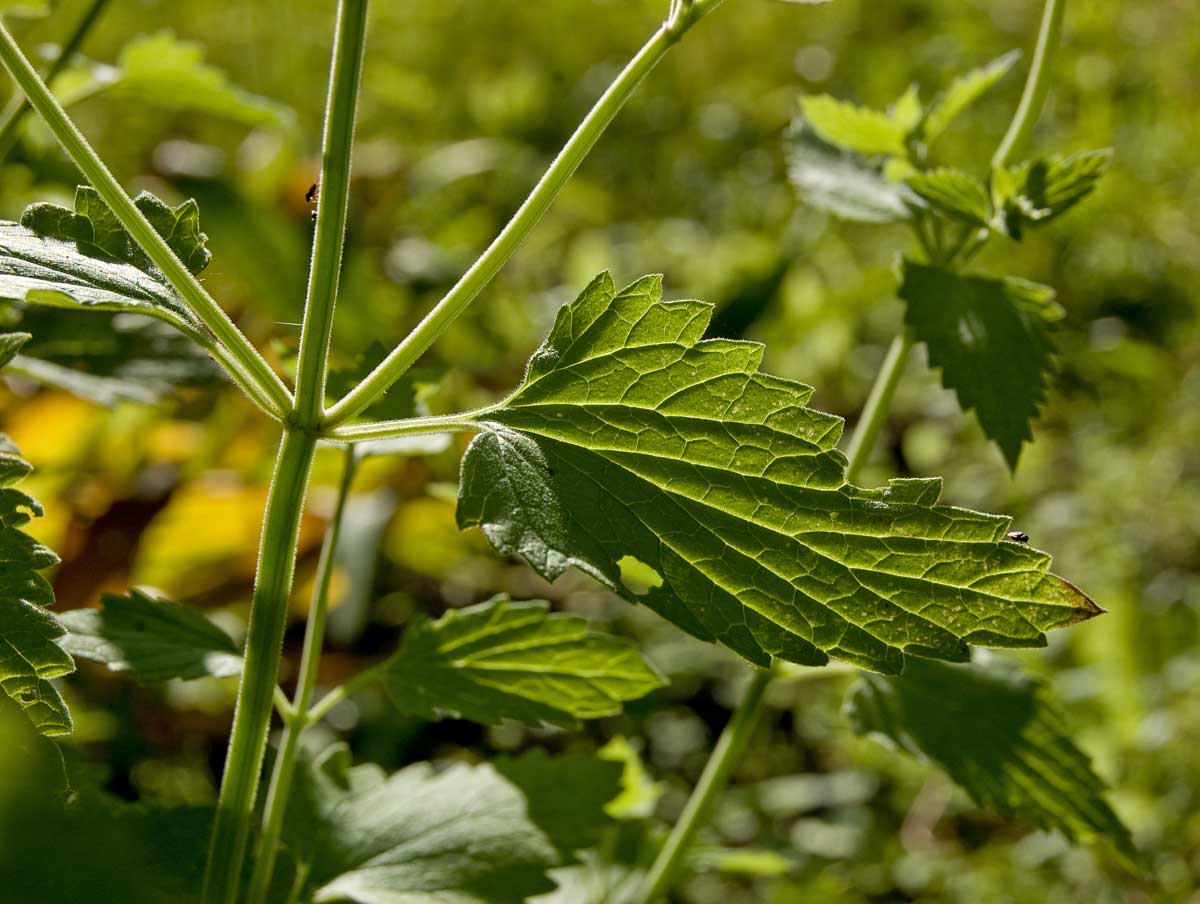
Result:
[458, 272, 1099, 675]
[786, 125, 917, 223]
[0, 0, 49, 17]
[994, 149, 1112, 238]
[56, 588, 241, 684]
[906, 167, 991, 227]
[57, 31, 292, 129]
[1, 187, 216, 348]
[845, 657, 1138, 867]
[898, 259, 1061, 469]
[889, 83, 923, 134]
[921, 50, 1021, 145]
[0, 359, 73, 735]
[800, 94, 908, 157]
[286, 746, 559, 904]
[380, 596, 665, 727]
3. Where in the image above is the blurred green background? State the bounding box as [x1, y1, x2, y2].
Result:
[1, 0, 1198, 901]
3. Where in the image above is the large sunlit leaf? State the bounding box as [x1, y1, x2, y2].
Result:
[458, 272, 1099, 675]
[379, 596, 665, 727]
[0, 186, 216, 349]
[799, 94, 908, 157]
[898, 259, 1060, 469]
[786, 125, 917, 223]
[920, 50, 1021, 145]
[57, 588, 242, 684]
[846, 657, 1138, 867]
[285, 745, 559, 904]
[0, 334, 73, 736]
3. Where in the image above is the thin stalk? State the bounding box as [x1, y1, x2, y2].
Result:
[203, 430, 317, 904]
[326, 406, 494, 443]
[992, 0, 1066, 169]
[292, 0, 369, 429]
[0, 22, 293, 417]
[0, 0, 112, 159]
[303, 659, 386, 725]
[246, 446, 359, 904]
[323, 0, 728, 427]
[842, 332, 915, 483]
[634, 666, 772, 904]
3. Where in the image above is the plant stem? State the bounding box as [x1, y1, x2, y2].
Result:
[992, 0, 1066, 169]
[323, 2, 728, 427]
[326, 406, 494, 443]
[203, 429, 317, 904]
[303, 659, 386, 725]
[246, 445, 359, 904]
[634, 666, 772, 904]
[292, 0, 369, 429]
[0, 21, 293, 417]
[0, 0, 111, 160]
[843, 332, 915, 483]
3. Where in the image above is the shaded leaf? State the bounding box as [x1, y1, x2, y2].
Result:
[994, 149, 1113, 238]
[846, 657, 1138, 868]
[921, 50, 1021, 144]
[800, 94, 908, 157]
[57, 588, 241, 684]
[458, 272, 1099, 675]
[286, 746, 559, 904]
[906, 167, 991, 227]
[0, 359, 73, 735]
[899, 259, 1060, 469]
[380, 597, 665, 727]
[786, 125, 917, 223]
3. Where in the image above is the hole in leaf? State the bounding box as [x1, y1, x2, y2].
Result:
[16, 689, 36, 704]
[617, 555, 663, 597]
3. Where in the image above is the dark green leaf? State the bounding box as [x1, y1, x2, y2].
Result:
[0, 368, 73, 735]
[286, 746, 559, 904]
[921, 50, 1021, 144]
[898, 259, 1060, 469]
[994, 150, 1113, 238]
[799, 94, 908, 157]
[846, 657, 1138, 868]
[57, 588, 241, 684]
[380, 597, 666, 727]
[906, 167, 991, 227]
[786, 125, 917, 223]
[458, 272, 1100, 675]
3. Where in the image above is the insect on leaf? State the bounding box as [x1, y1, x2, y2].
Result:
[898, 259, 1060, 469]
[379, 596, 666, 727]
[57, 588, 242, 684]
[457, 272, 1100, 675]
[846, 657, 1139, 869]
[0, 333, 73, 736]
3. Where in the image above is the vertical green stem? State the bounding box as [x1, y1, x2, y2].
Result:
[0, 0, 112, 159]
[246, 446, 359, 904]
[292, 0, 369, 428]
[634, 667, 772, 904]
[842, 332, 915, 483]
[992, 0, 1066, 169]
[203, 430, 317, 904]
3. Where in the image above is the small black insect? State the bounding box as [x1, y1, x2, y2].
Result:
[1005, 530, 1030, 543]
[306, 181, 320, 221]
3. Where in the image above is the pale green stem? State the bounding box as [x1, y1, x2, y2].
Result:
[0, 0, 111, 159]
[325, 406, 494, 444]
[323, 0, 728, 427]
[992, 0, 1066, 169]
[0, 22, 293, 418]
[634, 666, 773, 904]
[202, 430, 317, 904]
[246, 446, 359, 904]
[842, 332, 915, 483]
[292, 0, 369, 429]
[303, 660, 387, 725]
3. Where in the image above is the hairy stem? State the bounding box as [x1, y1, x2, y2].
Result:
[293, 0, 369, 429]
[634, 666, 772, 904]
[323, 1, 728, 427]
[0, 0, 111, 159]
[202, 430, 317, 904]
[246, 446, 359, 904]
[0, 22, 293, 418]
[992, 0, 1066, 169]
[326, 406, 494, 443]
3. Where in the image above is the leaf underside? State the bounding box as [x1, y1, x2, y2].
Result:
[846, 657, 1138, 867]
[57, 588, 242, 684]
[458, 272, 1099, 675]
[0, 334, 73, 735]
[898, 259, 1061, 469]
[381, 596, 665, 727]
[786, 124, 917, 224]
